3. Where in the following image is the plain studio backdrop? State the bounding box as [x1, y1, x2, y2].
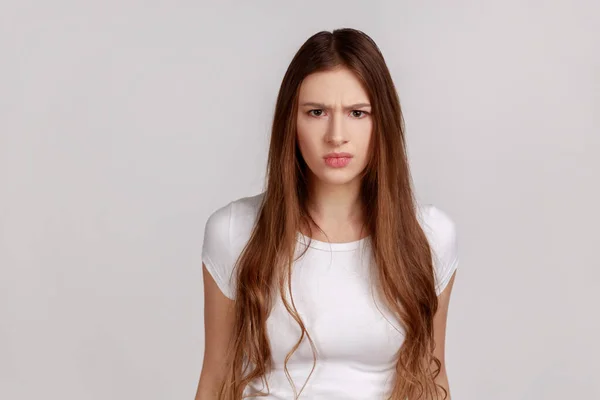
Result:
[1, 1, 598, 399]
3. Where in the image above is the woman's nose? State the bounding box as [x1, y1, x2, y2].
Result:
[325, 113, 348, 145]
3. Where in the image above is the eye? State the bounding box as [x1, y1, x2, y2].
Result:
[351, 110, 368, 118]
[308, 109, 324, 117]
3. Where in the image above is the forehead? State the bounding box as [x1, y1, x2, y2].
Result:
[298, 67, 369, 101]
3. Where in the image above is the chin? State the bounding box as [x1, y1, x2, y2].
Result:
[315, 170, 360, 186]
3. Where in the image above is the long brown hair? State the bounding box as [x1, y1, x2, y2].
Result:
[218, 28, 446, 400]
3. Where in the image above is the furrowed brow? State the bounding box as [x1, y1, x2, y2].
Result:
[300, 102, 371, 110]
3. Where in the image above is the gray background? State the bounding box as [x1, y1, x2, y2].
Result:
[1, 1, 598, 399]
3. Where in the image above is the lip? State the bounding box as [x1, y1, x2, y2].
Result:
[323, 152, 353, 159]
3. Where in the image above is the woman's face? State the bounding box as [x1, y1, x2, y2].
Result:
[296, 67, 373, 186]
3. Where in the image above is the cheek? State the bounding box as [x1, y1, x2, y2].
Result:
[296, 120, 322, 159]
[352, 121, 373, 157]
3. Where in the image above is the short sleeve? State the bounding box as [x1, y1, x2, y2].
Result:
[423, 205, 459, 296]
[201, 202, 236, 299]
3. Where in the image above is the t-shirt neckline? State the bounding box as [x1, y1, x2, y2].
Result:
[295, 231, 371, 252]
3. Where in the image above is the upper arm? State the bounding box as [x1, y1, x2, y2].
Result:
[195, 263, 235, 399]
[433, 269, 457, 368]
[425, 205, 459, 397]
[196, 202, 238, 398]
[430, 269, 457, 400]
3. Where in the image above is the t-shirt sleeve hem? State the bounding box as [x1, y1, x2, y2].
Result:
[435, 256, 459, 296]
[202, 252, 235, 300]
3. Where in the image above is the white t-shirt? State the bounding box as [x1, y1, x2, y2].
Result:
[201, 192, 459, 399]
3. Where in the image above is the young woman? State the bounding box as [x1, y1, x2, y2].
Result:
[196, 28, 459, 400]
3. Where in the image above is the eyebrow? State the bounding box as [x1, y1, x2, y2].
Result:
[300, 102, 371, 110]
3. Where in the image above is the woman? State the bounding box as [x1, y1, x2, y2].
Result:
[196, 28, 459, 400]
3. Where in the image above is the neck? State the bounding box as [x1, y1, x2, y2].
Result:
[305, 174, 364, 229]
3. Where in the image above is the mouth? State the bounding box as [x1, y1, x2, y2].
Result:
[323, 152, 353, 159]
[323, 153, 353, 168]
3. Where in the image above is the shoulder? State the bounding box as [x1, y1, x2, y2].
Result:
[204, 191, 264, 237]
[416, 202, 460, 295]
[417, 203, 458, 243]
[201, 192, 264, 299]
